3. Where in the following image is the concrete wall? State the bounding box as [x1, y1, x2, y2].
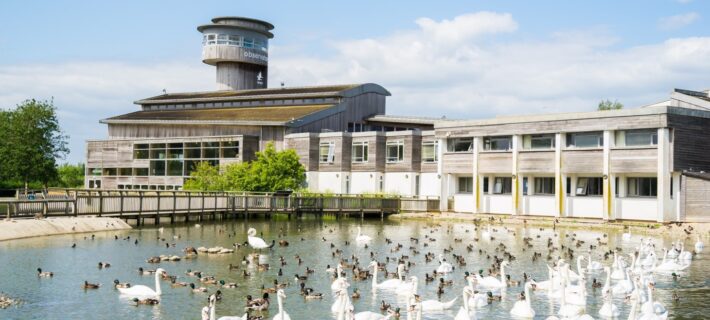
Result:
[384, 172, 415, 196]
[419, 173, 440, 197]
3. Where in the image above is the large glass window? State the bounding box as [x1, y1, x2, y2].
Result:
[167, 160, 183, 176]
[484, 136, 512, 151]
[567, 132, 603, 148]
[150, 160, 166, 176]
[319, 142, 335, 163]
[102, 168, 117, 176]
[134, 144, 149, 159]
[534, 177, 555, 195]
[576, 177, 603, 196]
[119, 168, 132, 176]
[221, 141, 240, 158]
[447, 138, 473, 152]
[184, 160, 202, 176]
[422, 141, 438, 163]
[386, 141, 404, 163]
[616, 129, 658, 147]
[149, 143, 166, 159]
[523, 134, 555, 150]
[351, 142, 368, 163]
[493, 177, 513, 194]
[134, 168, 149, 176]
[458, 177, 473, 193]
[627, 177, 657, 197]
[167, 143, 184, 159]
[202, 142, 219, 158]
[185, 143, 201, 158]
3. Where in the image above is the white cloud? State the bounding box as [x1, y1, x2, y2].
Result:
[658, 12, 700, 30]
[2, 11, 710, 163]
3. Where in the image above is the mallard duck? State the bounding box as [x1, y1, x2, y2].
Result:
[113, 279, 131, 288]
[37, 268, 53, 277]
[380, 300, 391, 311]
[138, 267, 155, 275]
[82, 281, 100, 289]
[220, 280, 238, 288]
[189, 283, 207, 293]
[246, 293, 270, 311]
[487, 291, 501, 302]
[351, 288, 361, 299]
[228, 263, 239, 270]
[170, 279, 188, 287]
[185, 269, 201, 277]
[132, 297, 159, 305]
[98, 262, 111, 269]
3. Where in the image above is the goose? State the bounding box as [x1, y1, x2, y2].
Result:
[272, 289, 291, 320]
[454, 286, 475, 320]
[695, 235, 704, 253]
[640, 284, 668, 320]
[510, 282, 535, 318]
[37, 268, 53, 277]
[118, 268, 165, 298]
[356, 226, 372, 243]
[368, 261, 402, 290]
[476, 261, 508, 289]
[436, 254, 454, 274]
[247, 228, 273, 250]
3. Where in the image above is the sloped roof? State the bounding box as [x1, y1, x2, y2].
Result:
[102, 104, 334, 125]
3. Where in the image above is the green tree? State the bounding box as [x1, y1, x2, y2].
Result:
[182, 161, 225, 191]
[54, 163, 85, 188]
[183, 143, 305, 192]
[597, 99, 623, 111]
[0, 99, 68, 189]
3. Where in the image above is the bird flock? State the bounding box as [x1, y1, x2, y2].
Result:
[27, 219, 706, 319]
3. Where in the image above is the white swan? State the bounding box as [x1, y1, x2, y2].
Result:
[455, 286, 476, 320]
[611, 268, 633, 296]
[654, 249, 689, 272]
[678, 243, 693, 261]
[557, 277, 583, 318]
[586, 252, 603, 272]
[598, 290, 620, 318]
[396, 276, 418, 296]
[118, 268, 165, 298]
[332, 287, 353, 315]
[476, 261, 508, 289]
[406, 298, 423, 320]
[640, 283, 667, 320]
[436, 254, 453, 274]
[481, 225, 492, 240]
[272, 289, 291, 320]
[610, 252, 626, 280]
[510, 282, 535, 318]
[247, 228, 272, 250]
[695, 235, 704, 253]
[368, 261, 402, 291]
[356, 226, 372, 243]
[207, 294, 248, 320]
[418, 294, 457, 311]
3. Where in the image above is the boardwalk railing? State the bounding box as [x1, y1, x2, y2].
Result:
[3, 189, 439, 222]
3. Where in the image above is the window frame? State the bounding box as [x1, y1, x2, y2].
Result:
[483, 136, 513, 151]
[446, 138, 473, 153]
[524, 134, 556, 150]
[534, 177, 555, 195]
[386, 141, 405, 163]
[627, 177, 658, 197]
[421, 140, 439, 163]
[619, 129, 658, 147]
[575, 177, 603, 196]
[319, 142, 336, 163]
[457, 177, 474, 193]
[493, 177, 513, 194]
[351, 141, 369, 163]
[567, 132, 604, 148]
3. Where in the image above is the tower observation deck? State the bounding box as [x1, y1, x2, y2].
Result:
[197, 17, 274, 91]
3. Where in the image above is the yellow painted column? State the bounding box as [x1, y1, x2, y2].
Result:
[512, 135, 520, 215]
[602, 130, 612, 221]
[472, 137, 480, 213]
[555, 133, 565, 217]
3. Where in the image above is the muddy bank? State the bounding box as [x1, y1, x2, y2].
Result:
[0, 217, 131, 241]
[391, 211, 709, 238]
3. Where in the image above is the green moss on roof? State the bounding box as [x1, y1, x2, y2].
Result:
[106, 104, 334, 122]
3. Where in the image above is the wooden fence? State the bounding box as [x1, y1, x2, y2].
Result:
[3, 189, 439, 223]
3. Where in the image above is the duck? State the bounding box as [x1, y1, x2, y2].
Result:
[113, 279, 131, 289]
[132, 297, 159, 305]
[82, 281, 100, 289]
[220, 280, 238, 288]
[510, 282, 535, 318]
[190, 283, 208, 293]
[351, 288, 361, 299]
[138, 267, 156, 275]
[37, 268, 53, 277]
[246, 293, 270, 311]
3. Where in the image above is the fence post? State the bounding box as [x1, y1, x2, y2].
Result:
[138, 191, 143, 226]
[98, 190, 103, 217]
[187, 192, 192, 222]
[200, 192, 205, 221]
[244, 193, 249, 218]
[155, 191, 161, 225]
[119, 191, 124, 217]
[171, 191, 177, 224]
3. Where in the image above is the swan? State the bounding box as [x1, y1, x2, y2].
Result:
[206, 294, 248, 320]
[653, 249, 689, 272]
[356, 226, 372, 243]
[677, 243, 693, 261]
[598, 290, 620, 318]
[396, 276, 418, 296]
[337, 288, 392, 320]
[464, 275, 488, 308]
[481, 225, 492, 240]
[565, 269, 587, 306]
[611, 268, 633, 297]
[118, 268, 165, 298]
[247, 228, 272, 250]
[332, 288, 353, 315]
[623, 230, 632, 241]
[601, 267, 612, 296]
[641, 251, 657, 269]
[436, 254, 454, 274]
[586, 252, 603, 272]
[666, 242, 680, 259]
[695, 235, 704, 253]
[368, 261, 403, 291]
[610, 253, 626, 280]
[418, 293, 457, 311]
[272, 289, 291, 320]
[510, 282, 535, 318]
[557, 277, 583, 318]
[476, 261, 508, 289]
[640, 283, 667, 320]
[455, 286, 476, 320]
[531, 265, 558, 291]
[406, 297, 423, 320]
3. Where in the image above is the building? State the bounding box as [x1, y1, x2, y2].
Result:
[86, 16, 710, 222]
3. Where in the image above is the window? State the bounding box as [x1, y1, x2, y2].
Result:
[221, 141, 240, 158]
[484, 136, 512, 151]
[483, 177, 489, 193]
[150, 160, 166, 176]
[351, 142, 368, 163]
[134, 144, 149, 159]
[616, 129, 658, 147]
[319, 142, 335, 163]
[493, 177, 513, 194]
[167, 160, 183, 176]
[386, 141, 404, 163]
[523, 134, 555, 150]
[422, 141, 438, 163]
[458, 177, 473, 193]
[576, 177, 603, 196]
[627, 177, 657, 197]
[102, 168, 117, 176]
[567, 132, 603, 148]
[379, 176, 384, 192]
[202, 142, 219, 158]
[134, 168, 149, 176]
[534, 177, 555, 195]
[447, 138, 473, 152]
[119, 168, 132, 176]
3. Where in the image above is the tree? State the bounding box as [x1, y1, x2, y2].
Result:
[183, 143, 306, 192]
[0, 99, 68, 189]
[597, 99, 623, 111]
[55, 163, 85, 188]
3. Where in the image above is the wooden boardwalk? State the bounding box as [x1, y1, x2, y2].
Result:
[2, 189, 439, 225]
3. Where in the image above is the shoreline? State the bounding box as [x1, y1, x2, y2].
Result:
[0, 217, 132, 242]
[390, 212, 710, 238]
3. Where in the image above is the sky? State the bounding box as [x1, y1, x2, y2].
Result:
[1, 0, 709, 164]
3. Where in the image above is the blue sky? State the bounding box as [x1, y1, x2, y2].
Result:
[1, 0, 709, 163]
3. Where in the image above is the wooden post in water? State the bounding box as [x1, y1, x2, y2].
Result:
[137, 191, 143, 226]
[155, 191, 161, 225]
[187, 192, 192, 223]
[98, 190, 103, 217]
[200, 192, 205, 222]
[171, 191, 177, 224]
[244, 193, 249, 219]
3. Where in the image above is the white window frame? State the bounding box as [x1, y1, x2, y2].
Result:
[386, 141, 404, 163]
[493, 177, 513, 194]
[446, 138, 473, 153]
[422, 141, 438, 163]
[534, 177, 555, 195]
[351, 141, 369, 163]
[319, 142, 335, 163]
[483, 136, 513, 151]
[458, 177, 473, 193]
[567, 132, 603, 148]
